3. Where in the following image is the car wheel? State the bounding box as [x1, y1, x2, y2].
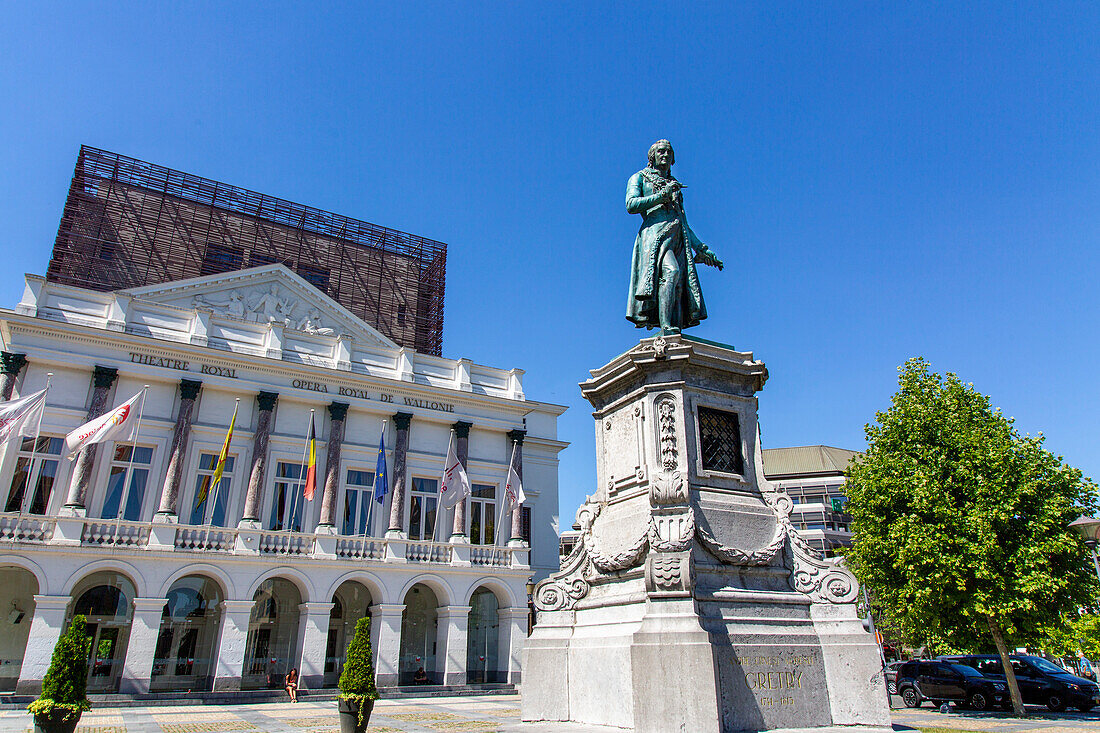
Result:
[887, 681, 898, 695]
[1047, 694, 1066, 712]
[968, 691, 989, 711]
[901, 687, 921, 708]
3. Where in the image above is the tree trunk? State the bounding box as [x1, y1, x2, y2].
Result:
[987, 615, 1026, 717]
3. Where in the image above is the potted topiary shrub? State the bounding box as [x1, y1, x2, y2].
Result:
[28, 615, 91, 733]
[337, 616, 379, 733]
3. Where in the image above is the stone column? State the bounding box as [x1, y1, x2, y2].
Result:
[385, 412, 413, 538]
[297, 602, 334, 689]
[119, 597, 167, 693]
[500, 607, 529, 684]
[212, 600, 255, 691]
[371, 603, 406, 687]
[0, 352, 28, 401]
[241, 391, 278, 525]
[62, 366, 118, 515]
[437, 605, 471, 685]
[449, 421, 472, 543]
[317, 402, 349, 531]
[155, 379, 202, 520]
[507, 429, 526, 545]
[14, 595, 69, 695]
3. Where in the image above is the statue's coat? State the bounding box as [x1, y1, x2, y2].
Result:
[625, 168, 708, 330]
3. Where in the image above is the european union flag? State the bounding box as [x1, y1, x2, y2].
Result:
[374, 429, 388, 504]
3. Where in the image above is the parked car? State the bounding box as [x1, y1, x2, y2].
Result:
[896, 660, 1007, 710]
[884, 661, 906, 695]
[941, 654, 1100, 712]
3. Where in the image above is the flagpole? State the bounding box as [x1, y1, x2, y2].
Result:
[18, 373, 52, 519]
[494, 442, 518, 550]
[433, 429, 455, 546]
[290, 410, 314, 533]
[366, 419, 386, 538]
[114, 385, 150, 537]
[207, 398, 240, 526]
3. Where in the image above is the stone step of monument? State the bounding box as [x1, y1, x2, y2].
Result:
[0, 683, 516, 709]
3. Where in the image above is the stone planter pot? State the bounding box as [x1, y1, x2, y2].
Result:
[337, 698, 374, 733]
[33, 710, 82, 733]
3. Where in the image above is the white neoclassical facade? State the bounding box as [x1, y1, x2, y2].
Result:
[0, 264, 566, 695]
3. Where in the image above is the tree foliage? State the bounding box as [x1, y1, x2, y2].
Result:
[338, 616, 378, 724]
[843, 359, 1098, 713]
[28, 615, 91, 722]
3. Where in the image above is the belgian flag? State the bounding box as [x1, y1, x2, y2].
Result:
[303, 413, 317, 501]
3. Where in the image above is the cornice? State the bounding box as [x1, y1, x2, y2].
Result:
[1, 310, 565, 417]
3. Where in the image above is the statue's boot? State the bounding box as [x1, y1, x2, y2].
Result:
[658, 274, 683, 335]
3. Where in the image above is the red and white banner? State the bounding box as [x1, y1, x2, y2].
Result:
[64, 392, 141, 456]
[0, 389, 47, 447]
[504, 463, 526, 506]
[439, 436, 471, 509]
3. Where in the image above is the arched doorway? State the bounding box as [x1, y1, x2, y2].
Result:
[242, 578, 302, 690]
[466, 587, 501, 683]
[324, 581, 373, 687]
[399, 584, 439, 685]
[150, 576, 223, 692]
[0, 567, 38, 691]
[70, 571, 136, 693]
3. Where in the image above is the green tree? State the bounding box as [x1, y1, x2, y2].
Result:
[338, 616, 379, 725]
[843, 358, 1098, 716]
[28, 615, 91, 723]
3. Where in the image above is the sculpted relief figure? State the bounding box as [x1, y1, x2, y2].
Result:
[192, 290, 247, 319]
[626, 140, 723, 335]
[297, 308, 336, 336]
[249, 285, 296, 326]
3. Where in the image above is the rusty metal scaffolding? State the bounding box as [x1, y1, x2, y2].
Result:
[47, 146, 447, 355]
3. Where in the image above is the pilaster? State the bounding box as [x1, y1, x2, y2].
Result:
[15, 595, 70, 695]
[437, 605, 471, 685]
[212, 600, 256, 692]
[371, 603, 406, 687]
[298, 602, 335, 689]
[449, 421, 472, 543]
[119, 597, 168, 694]
[385, 412, 412, 538]
[241, 391, 278, 524]
[62, 365, 118, 515]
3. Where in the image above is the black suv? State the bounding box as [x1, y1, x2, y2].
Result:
[896, 660, 1007, 710]
[941, 654, 1100, 712]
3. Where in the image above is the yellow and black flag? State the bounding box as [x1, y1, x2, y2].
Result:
[200, 398, 238, 510]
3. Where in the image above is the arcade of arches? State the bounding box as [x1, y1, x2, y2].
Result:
[1, 567, 524, 693]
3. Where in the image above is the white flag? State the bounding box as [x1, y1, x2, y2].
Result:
[438, 438, 471, 509]
[64, 392, 141, 456]
[504, 464, 526, 506]
[0, 389, 47, 447]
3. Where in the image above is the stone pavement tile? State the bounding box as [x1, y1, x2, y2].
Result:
[158, 721, 258, 732]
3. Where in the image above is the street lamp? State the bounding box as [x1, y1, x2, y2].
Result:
[1069, 516, 1100, 586]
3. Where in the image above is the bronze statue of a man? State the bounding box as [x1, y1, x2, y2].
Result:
[626, 140, 723, 334]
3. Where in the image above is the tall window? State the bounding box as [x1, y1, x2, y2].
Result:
[469, 483, 497, 545]
[100, 445, 154, 521]
[522, 505, 532, 544]
[341, 469, 376, 536]
[409, 477, 438, 541]
[188, 454, 236, 526]
[269, 462, 306, 532]
[4, 436, 64, 514]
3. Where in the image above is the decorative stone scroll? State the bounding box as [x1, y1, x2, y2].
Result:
[534, 536, 593, 612]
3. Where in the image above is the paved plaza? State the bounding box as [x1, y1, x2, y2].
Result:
[7, 694, 1100, 733]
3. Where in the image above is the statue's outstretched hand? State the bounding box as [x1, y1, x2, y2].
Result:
[696, 247, 723, 271]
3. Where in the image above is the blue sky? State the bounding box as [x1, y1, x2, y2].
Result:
[3, 3, 1099, 523]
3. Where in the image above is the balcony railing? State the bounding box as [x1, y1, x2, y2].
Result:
[0, 512, 527, 569]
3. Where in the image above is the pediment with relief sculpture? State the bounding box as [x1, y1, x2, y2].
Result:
[120, 264, 398, 349]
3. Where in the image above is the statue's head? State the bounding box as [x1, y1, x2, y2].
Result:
[648, 140, 675, 168]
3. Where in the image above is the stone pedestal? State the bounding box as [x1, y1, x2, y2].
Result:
[523, 335, 890, 733]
